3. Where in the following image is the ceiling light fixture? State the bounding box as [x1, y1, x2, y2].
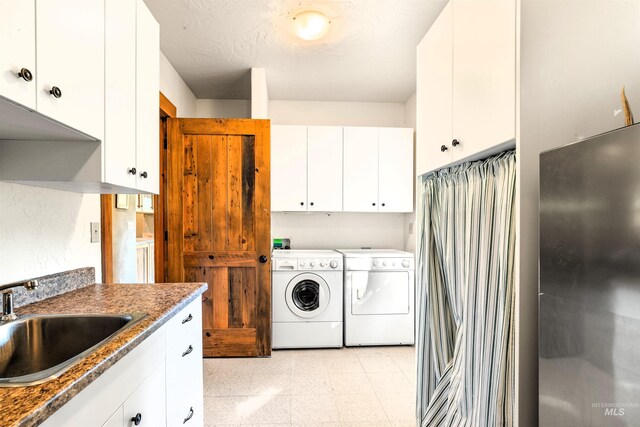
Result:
[293, 10, 331, 41]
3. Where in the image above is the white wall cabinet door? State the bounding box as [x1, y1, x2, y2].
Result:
[0, 0, 36, 110]
[378, 128, 413, 212]
[343, 127, 379, 212]
[36, 0, 104, 141]
[271, 125, 308, 211]
[452, 0, 516, 160]
[123, 365, 166, 427]
[307, 126, 343, 212]
[135, 0, 160, 194]
[104, 0, 137, 189]
[416, 1, 453, 176]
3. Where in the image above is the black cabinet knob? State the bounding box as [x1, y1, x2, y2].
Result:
[140, 171, 148, 178]
[452, 139, 460, 147]
[18, 68, 33, 82]
[300, 202, 304, 206]
[49, 86, 62, 98]
[440, 145, 448, 152]
[310, 202, 314, 206]
[259, 255, 268, 263]
[131, 413, 142, 425]
[129, 167, 137, 175]
[372, 202, 376, 206]
[382, 203, 386, 207]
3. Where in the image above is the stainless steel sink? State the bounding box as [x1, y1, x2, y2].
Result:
[0, 313, 146, 387]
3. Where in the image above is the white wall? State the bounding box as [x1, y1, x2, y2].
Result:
[0, 184, 101, 284]
[403, 92, 417, 253]
[269, 100, 406, 127]
[271, 213, 406, 250]
[251, 68, 269, 119]
[517, 2, 640, 425]
[196, 99, 251, 118]
[160, 51, 197, 117]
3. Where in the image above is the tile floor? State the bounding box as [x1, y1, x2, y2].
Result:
[202, 346, 416, 427]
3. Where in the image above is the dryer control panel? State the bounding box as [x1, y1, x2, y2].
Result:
[371, 257, 414, 270]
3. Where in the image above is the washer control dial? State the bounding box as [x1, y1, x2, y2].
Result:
[320, 261, 327, 267]
[309, 261, 316, 268]
[402, 259, 411, 268]
[330, 260, 339, 268]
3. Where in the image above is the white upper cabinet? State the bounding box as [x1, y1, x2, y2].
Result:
[452, 0, 515, 159]
[36, 0, 104, 141]
[0, 0, 36, 110]
[416, 0, 515, 176]
[378, 128, 414, 212]
[271, 125, 308, 211]
[307, 126, 343, 212]
[416, 1, 453, 175]
[343, 127, 379, 212]
[104, 0, 137, 189]
[273, 125, 412, 213]
[135, 0, 160, 194]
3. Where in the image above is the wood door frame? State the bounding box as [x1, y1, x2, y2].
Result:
[100, 91, 176, 283]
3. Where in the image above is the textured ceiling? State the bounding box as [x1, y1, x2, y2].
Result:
[144, 0, 446, 102]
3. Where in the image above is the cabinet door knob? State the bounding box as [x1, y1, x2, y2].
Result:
[131, 413, 142, 425]
[183, 407, 194, 424]
[310, 202, 314, 206]
[452, 139, 460, 147]
[49, 86, 62, 98]
[300, 202, 304, 206]
[140, 171, 148, 178]
[381, 203, 386, 207]
[440, 145, 448, 152]
[182, 345, 193, 357]
[129, 167, 137, 175]
[18, 68, 33, 82]
[372, 202, 376, 206]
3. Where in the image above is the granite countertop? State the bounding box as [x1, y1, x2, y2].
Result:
[0, 282, 208, 427]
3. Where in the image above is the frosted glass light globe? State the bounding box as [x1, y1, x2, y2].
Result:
[293, 11, 331, 41]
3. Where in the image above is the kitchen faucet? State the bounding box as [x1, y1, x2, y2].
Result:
[0, 279, 38, 321]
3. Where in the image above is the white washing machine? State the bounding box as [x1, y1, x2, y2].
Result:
[272, 250, 343, 349]
[338, 249, 415, 346]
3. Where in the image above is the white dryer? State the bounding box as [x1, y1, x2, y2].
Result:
[272, 250, 343, 349]
[338, 249, 415, 346]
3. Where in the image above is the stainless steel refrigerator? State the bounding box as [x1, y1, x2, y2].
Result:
[540, 124, 640, 426]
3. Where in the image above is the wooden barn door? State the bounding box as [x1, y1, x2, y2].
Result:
[166, 119, 271, 357]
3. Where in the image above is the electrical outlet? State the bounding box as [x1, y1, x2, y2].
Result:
[90, 222, 100, 243]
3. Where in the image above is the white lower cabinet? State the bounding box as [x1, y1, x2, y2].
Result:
[123, 364, 166, 427]
[41, 299, 204, 427]
[166, 298, 204, 426]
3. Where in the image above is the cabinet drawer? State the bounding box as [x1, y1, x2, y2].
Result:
[167, 388, 204, 427]
[166, 298, 202, 347]
[124, 364, 166, 427]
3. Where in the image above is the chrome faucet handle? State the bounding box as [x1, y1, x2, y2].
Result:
[1, 291, 16, 321]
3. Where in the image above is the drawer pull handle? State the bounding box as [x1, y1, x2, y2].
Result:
[182, 345, 193, 357]
[131, 412, 142, 425]
[182, 313, 193, 324]
[183, 407, 194, 423]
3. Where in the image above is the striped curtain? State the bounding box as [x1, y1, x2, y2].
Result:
[416, 151, 516, 427]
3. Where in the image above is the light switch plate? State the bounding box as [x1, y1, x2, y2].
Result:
[90, 222, 100, 243]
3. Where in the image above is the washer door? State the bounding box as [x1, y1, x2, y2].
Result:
[285, 273, 331, 319]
